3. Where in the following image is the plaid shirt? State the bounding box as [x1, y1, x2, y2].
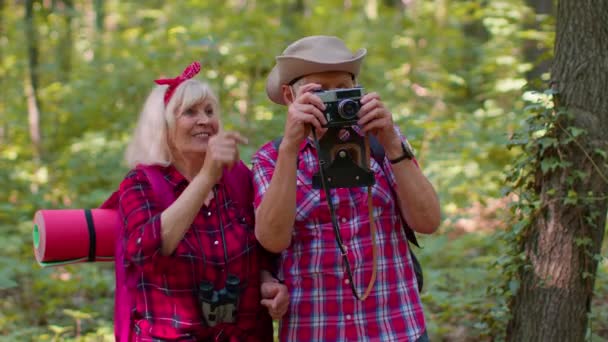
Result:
[252, 126, 426, 342]
[118, 165, 273, 341]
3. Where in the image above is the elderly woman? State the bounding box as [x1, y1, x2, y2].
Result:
[116, 62, 287, 341]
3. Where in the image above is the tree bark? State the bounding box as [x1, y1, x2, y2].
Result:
[524, 0, 554, 82]
[55, 0, 73, 82]
[25, 0, 42, 160]
[280, 0, 305, 30]
[0, 0, 5, 143]
[93, 0, 104, 60]
[506, 1, 608, 341]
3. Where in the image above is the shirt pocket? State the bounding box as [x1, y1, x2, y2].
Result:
[205, 201, 256, 274]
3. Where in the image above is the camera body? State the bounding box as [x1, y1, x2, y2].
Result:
[312, 87, 375, 189]
[315, 87, 364, 128]
[199, 275, 241, 327]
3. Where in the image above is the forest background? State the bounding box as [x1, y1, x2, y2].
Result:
[1, 0, 606, 341]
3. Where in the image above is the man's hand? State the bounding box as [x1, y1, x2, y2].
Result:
[260, 280, 289, 320]
[357, 92, 401, 153]
[282, 83, 327, 152]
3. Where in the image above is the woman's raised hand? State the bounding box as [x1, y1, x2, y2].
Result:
[200, 131, 248, 183]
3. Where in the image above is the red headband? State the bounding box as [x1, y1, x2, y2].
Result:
[154, 61, 202, 105]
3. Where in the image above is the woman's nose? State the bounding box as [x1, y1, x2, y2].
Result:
[196, 113, 209, 125]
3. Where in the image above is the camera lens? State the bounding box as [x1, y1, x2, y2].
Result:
[338, 99, 360, 120]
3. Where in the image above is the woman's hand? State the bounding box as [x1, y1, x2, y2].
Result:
[199, 131, 248, 183]
[260, 275, 289, 320]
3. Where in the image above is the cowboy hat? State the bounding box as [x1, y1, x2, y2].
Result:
[265, 35, 367, 105]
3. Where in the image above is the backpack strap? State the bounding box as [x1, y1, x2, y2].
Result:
[272, 137, 300, 166]
[221, 161, 254, 217]
[272, 137, 282, 151]
[139, 165, 174, 208]
[368, 136, 420, 248]
[112, 164, 175, 342]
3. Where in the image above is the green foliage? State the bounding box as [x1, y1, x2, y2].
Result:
[1, 0, 606, 340]
[488, 85, 608, 340]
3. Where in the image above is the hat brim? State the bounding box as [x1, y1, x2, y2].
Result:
[266, 48, 367, 105]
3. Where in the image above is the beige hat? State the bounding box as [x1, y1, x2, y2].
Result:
[265, 35, 367, 105]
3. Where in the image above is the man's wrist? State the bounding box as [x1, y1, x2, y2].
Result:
[387, 140, 415, 164]
[279, 138, 300, 156]
[384, 140, 405, 160]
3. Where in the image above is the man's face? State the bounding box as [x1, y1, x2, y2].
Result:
[294, 71, 355, 93]
[283, 71, 355, 103]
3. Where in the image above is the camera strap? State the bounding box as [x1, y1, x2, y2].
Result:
[311, 129, 378, 301]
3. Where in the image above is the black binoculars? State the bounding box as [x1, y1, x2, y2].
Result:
[198, 274, 241, 327]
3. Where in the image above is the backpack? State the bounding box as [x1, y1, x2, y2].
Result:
[100, 162, 254, 342]
[271, 136, 424, 291]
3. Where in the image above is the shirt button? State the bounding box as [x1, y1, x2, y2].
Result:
[344, 278, 350, 285]
[214, 240, 219, 245]
[207, 211, 212, 217]
[341, 217, 347, 223]
[136, 237, 142, 244]
[346, 314, 352, 320]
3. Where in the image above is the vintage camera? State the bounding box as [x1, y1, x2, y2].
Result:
[315, 87, 364, 128]
[312, 87, 375, 189]
[198, 274, 241, 327]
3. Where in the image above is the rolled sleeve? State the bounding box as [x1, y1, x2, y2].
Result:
[118, 169, 164, 266]
[251, 141, 278, 211]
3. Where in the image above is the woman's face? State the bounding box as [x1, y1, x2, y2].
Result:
[170, 100, 219, 157]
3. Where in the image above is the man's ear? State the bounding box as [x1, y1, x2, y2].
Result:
[281, 84, 294, 104]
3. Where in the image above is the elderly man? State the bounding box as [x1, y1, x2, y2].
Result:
[252, 36, 440, 341]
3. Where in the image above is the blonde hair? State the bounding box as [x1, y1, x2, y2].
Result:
[125, 79, 220, 167]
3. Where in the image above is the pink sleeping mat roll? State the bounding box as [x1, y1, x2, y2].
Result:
[33, 209, 119, 267]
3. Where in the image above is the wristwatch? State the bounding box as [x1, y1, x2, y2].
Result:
[389, 140, 415, 164]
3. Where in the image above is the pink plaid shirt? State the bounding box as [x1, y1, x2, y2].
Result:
[252, 127, 426, 342]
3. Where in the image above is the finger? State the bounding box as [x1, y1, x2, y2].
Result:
[293, 113, 323, 131]
[261, 283, 279, 298]
[361, 91, 380, 104]
[211, 146, 238, 159]
[210, 152, 239, 168]
[358, 98, 381, 117]
[223, 131, 249, 145]
[260, 299, 274, 309]
[358, 107, 385, 126]
[297, 92, 326, 111]
[297, 82, 322, 96]
[361, 118, 392, 134]
[314, 127, 328, 138]
[293, 103, 327, 126]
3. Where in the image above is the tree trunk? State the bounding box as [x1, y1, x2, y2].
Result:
[55, 0, 73, 82]
[280, 0, 305, 30]
[25, 0, 42, 160]
[93, 0, 104, 60]
[524, 0, 554, 82]
[506, 1, 608, 341]
[0, 0, 5, 143]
